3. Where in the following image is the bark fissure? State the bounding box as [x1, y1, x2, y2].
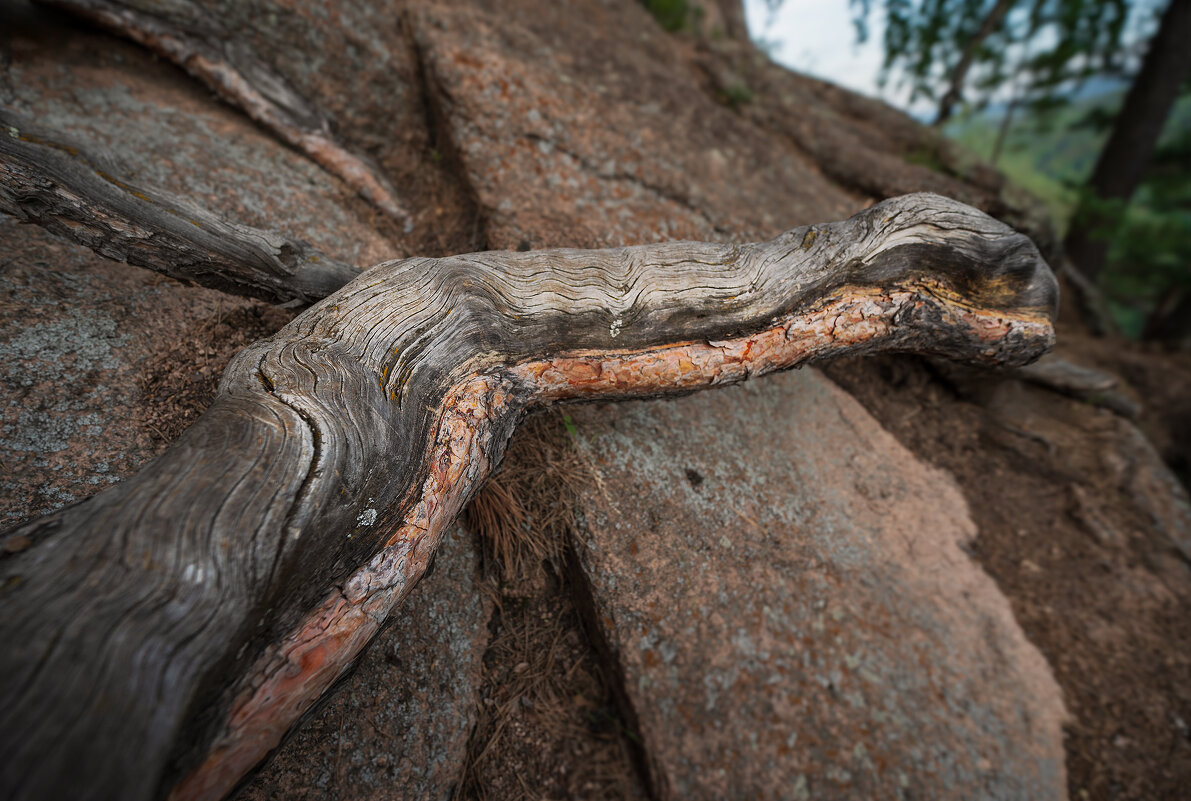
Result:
[0, 193, 1057, 801]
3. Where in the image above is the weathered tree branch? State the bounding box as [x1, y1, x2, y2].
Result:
[0, 194, 1057, 801]
[37, 0, 412, 228]
[0, 111, 360, 305]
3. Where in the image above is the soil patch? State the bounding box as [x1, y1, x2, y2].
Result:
[134, 297, 294, 448]
[457, 412, 650, 801]
[822, 351, 1191, 801]
[1056, 328, 1191, 491]
[456, 566, 650, 801]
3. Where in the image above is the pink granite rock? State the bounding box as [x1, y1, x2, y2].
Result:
[411, 0, 857, 250]
[567, 368, 1068, 801]
[4, 5, 397, 269]
[237, 523, 492, 801]
[0, 216, 249, 525]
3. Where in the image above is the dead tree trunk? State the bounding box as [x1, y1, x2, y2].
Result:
[1063, 0, 1191, 282]
[0, 193, 1057, 801]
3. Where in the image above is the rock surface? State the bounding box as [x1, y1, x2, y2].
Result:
[237, 523, 492, 801]
[413, 0, 856, 250]
[0, 216, 271, 526]
[566, 368, 1068, 801]
[2, 3, 398, 269]
[822, 352, 1191, 800]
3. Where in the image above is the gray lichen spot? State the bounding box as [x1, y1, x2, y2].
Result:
[0, 312, 131, 454]
[1, 312, 128, 379]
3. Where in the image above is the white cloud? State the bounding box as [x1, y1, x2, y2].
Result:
[742, 0, 929, 117]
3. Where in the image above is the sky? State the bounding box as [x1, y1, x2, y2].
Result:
[741, 0, 1159, 120]
[741, 0, 924, 115]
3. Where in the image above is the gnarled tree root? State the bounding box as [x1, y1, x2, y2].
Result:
[0, 110, 360, 306]
[38, 0, 412, 229]
[0, 193, 1057, 801]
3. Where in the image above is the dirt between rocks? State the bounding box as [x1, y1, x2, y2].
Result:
[454, 412, 652, 801]
[4, 243, 1188, 800]
[822, 341, 1191, 801]
[454, 561, 651, 801]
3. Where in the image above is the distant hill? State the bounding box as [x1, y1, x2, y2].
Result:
[946, 87, 1191, 335]
[945, 87, 1191, 235]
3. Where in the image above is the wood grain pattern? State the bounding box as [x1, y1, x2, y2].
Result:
[0, 194, 1057, 801]
[0, 111, 361, 305]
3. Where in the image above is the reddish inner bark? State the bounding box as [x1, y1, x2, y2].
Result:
[171, 285, 1051, 801]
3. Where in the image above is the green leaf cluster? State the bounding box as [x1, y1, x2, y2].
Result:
[642, 0, 702, 33]
[852, 0, 1147, 118]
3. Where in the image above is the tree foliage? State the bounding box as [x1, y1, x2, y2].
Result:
[1093, 90, 1191, 335]
[643, 0, 698, 31]
[847, 0, 1189, 340]
[851, 0, 1144, 121]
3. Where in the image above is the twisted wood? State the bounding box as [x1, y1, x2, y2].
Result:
[0, 193, 1056, 801]
[0, 111, 360, 306]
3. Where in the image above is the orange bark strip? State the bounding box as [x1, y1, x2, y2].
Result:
[170, 376, 513, 801]
[171, 284, 1051, 801]
[516, 286, 1049, 400]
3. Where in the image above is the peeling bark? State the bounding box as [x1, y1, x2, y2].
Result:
[0, 193, 1057, 801]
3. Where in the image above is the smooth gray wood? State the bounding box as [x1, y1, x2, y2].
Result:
[0, 111, 361, 306]
[0, 194, 1057, 801]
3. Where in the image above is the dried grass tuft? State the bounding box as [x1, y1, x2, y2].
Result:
[463, 410, 598, 579]
[455, 409, 648, 801]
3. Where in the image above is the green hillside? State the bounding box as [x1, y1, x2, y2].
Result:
[947, 91, 1191, 336]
